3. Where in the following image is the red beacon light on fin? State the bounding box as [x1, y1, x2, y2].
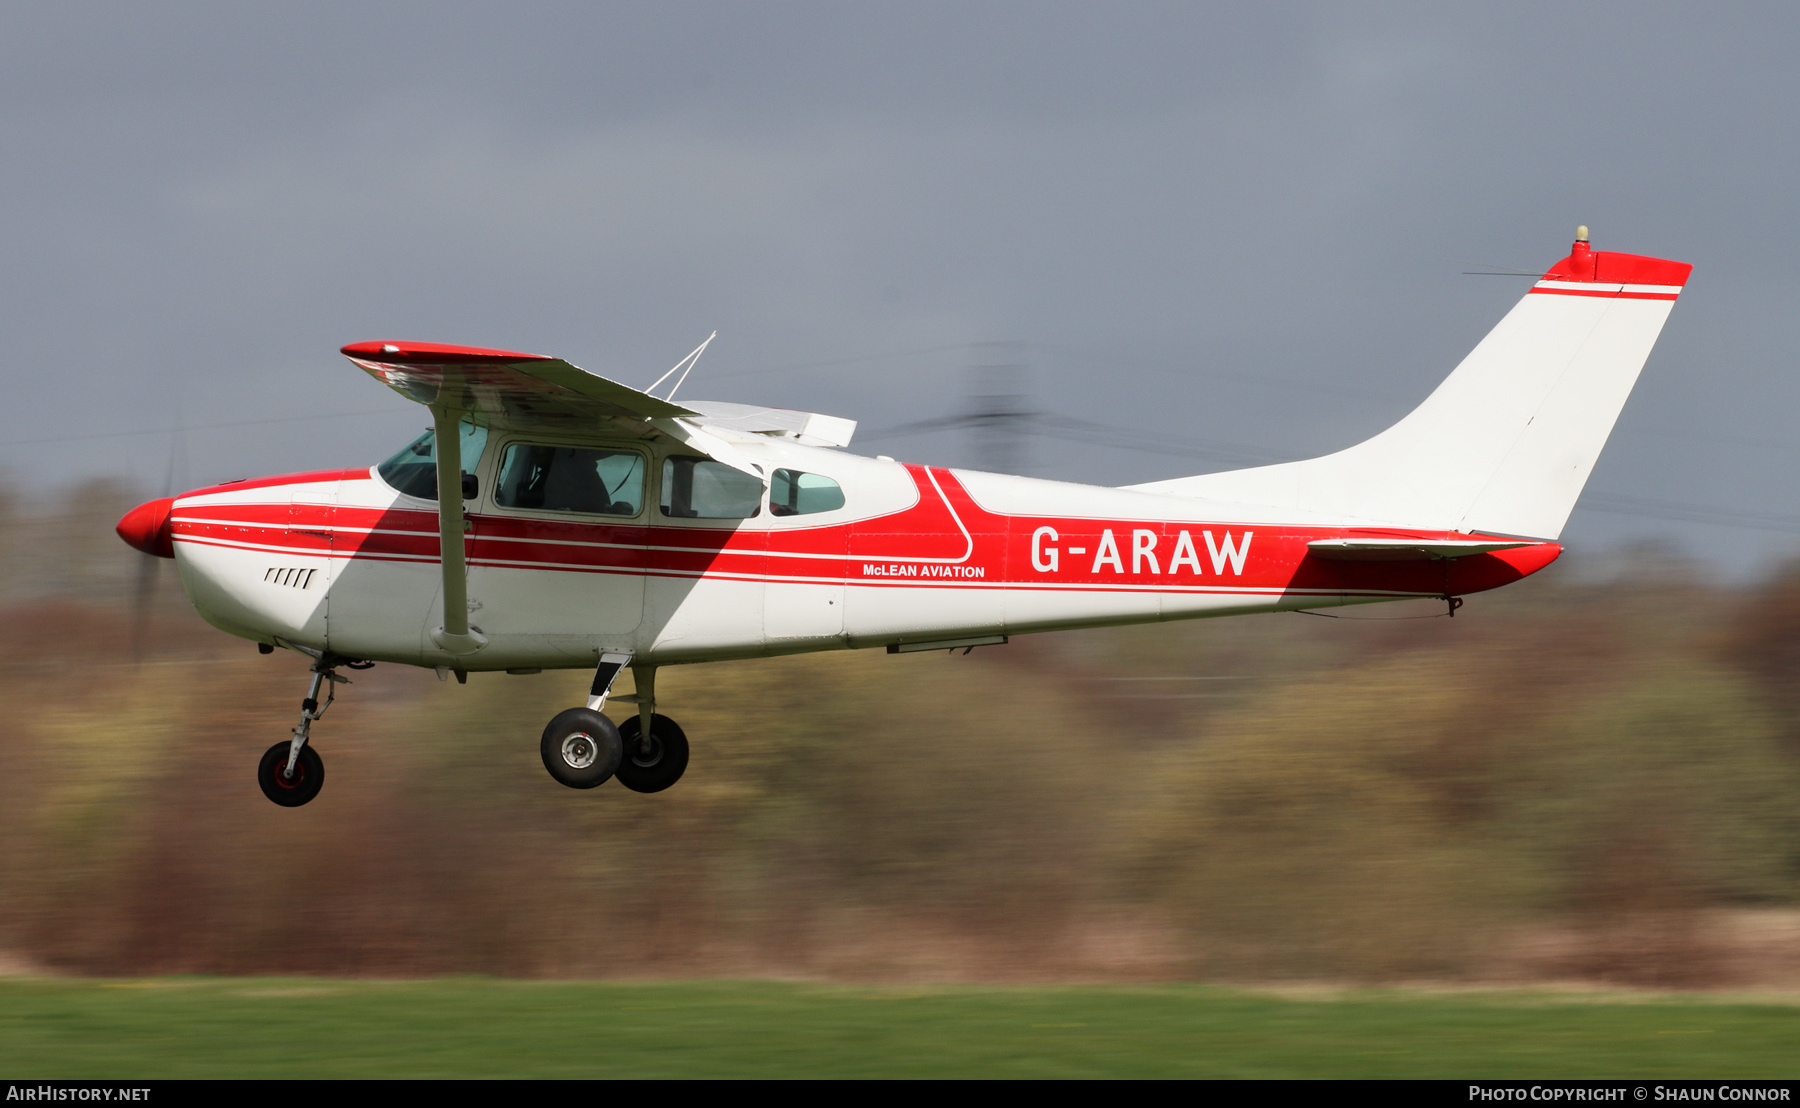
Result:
[1564, 224, 1597, 281]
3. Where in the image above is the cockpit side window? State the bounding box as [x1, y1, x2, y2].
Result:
[376, 420, 489, 501]
[769, 469, 845, 516]
[659, 457, 763, 519]
[495, 444, 646, 516]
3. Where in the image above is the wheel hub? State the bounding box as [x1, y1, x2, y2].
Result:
[630, 733, 663, 768]
[561, 732, 598, 770]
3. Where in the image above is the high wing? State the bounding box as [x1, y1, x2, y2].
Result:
[343, 340, 699, 423]
[340, 340, 776, 479]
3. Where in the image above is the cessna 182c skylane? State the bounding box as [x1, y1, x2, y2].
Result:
[115, 229, 1691, 807]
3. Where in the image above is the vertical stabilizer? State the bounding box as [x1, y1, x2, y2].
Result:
[1128, 232, 1692, 539]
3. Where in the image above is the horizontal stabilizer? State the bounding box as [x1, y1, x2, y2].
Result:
[1306, 538, 1537, 561]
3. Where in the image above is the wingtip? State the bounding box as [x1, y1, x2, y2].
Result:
[340, 341, 551, 362]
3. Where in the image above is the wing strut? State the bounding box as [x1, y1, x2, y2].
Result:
[430, 403, 485, 656]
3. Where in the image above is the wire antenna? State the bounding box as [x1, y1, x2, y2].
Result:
[1444, 257, 1542, 277]
[647, 332, 717, 401]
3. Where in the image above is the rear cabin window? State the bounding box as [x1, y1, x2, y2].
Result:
[770, 469, 845, 516]
[660, 457, 762, 519]
[376, 421, 489, 501]
[495, 444, 646, 516]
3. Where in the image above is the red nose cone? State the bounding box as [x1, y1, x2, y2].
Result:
[117, 497, 176, 558]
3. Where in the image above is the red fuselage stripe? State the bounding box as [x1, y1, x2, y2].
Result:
[172, 466, 1561, 599]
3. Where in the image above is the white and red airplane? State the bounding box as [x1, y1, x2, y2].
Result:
[117, 229, 1690, 807]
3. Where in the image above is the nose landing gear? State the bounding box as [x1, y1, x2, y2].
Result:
[255, 649, 368, 808]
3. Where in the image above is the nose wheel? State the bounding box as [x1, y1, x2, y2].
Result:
[258, 741, 324, 806]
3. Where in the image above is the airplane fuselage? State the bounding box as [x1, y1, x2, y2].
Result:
[165, 431, 1559, 671]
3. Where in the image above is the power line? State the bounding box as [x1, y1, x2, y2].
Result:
[707, 343, 987, 380]
[1027, 340, 1407, 406]
[860, 410, 1284, 466]
[1573, 493, 1800, 534]
[0, 409, 402, 448]
[699, 337, 1409, 409]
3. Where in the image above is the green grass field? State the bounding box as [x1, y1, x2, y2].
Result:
[0, 979, 1796, 1078]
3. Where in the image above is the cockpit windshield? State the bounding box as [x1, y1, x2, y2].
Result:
[376, 420, 490, 501]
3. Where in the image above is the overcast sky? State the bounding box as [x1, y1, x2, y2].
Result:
[4, 3, 1797, 575]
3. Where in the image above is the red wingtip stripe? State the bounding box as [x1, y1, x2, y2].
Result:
[340, 340, 550, 363]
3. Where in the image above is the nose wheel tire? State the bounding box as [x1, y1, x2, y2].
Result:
[541, 708, 623, 789]
[615, 713, 690, 793]
[257, 741, 324, 807]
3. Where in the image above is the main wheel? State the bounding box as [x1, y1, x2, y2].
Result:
[615, 713, 690, 793]
[258, 741, 324, 807]
[540, 708, 623, 789]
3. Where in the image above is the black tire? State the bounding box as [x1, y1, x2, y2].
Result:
[258, 741, 324, 807]
[540, 708, 623, 789]
[615, 713, 690, 793]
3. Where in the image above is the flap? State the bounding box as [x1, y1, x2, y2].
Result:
[647, 417, 767, 482]
[682, 401, 857, 448]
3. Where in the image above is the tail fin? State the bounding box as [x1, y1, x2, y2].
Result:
[1128, 232, 1692, 539]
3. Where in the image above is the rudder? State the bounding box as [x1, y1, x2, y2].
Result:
[1128, 231, 1692, 540]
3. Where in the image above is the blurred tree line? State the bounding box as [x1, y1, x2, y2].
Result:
[1, 481, 1797, 985]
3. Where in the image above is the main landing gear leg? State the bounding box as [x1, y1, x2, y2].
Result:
[257, 652, 355, 807]
[584, 652, 633, 713]
[615, 663, 690, 794]
[538, 654, 691, 794]
[633, 664, 656, 754]
[540, 653, 630, 789]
